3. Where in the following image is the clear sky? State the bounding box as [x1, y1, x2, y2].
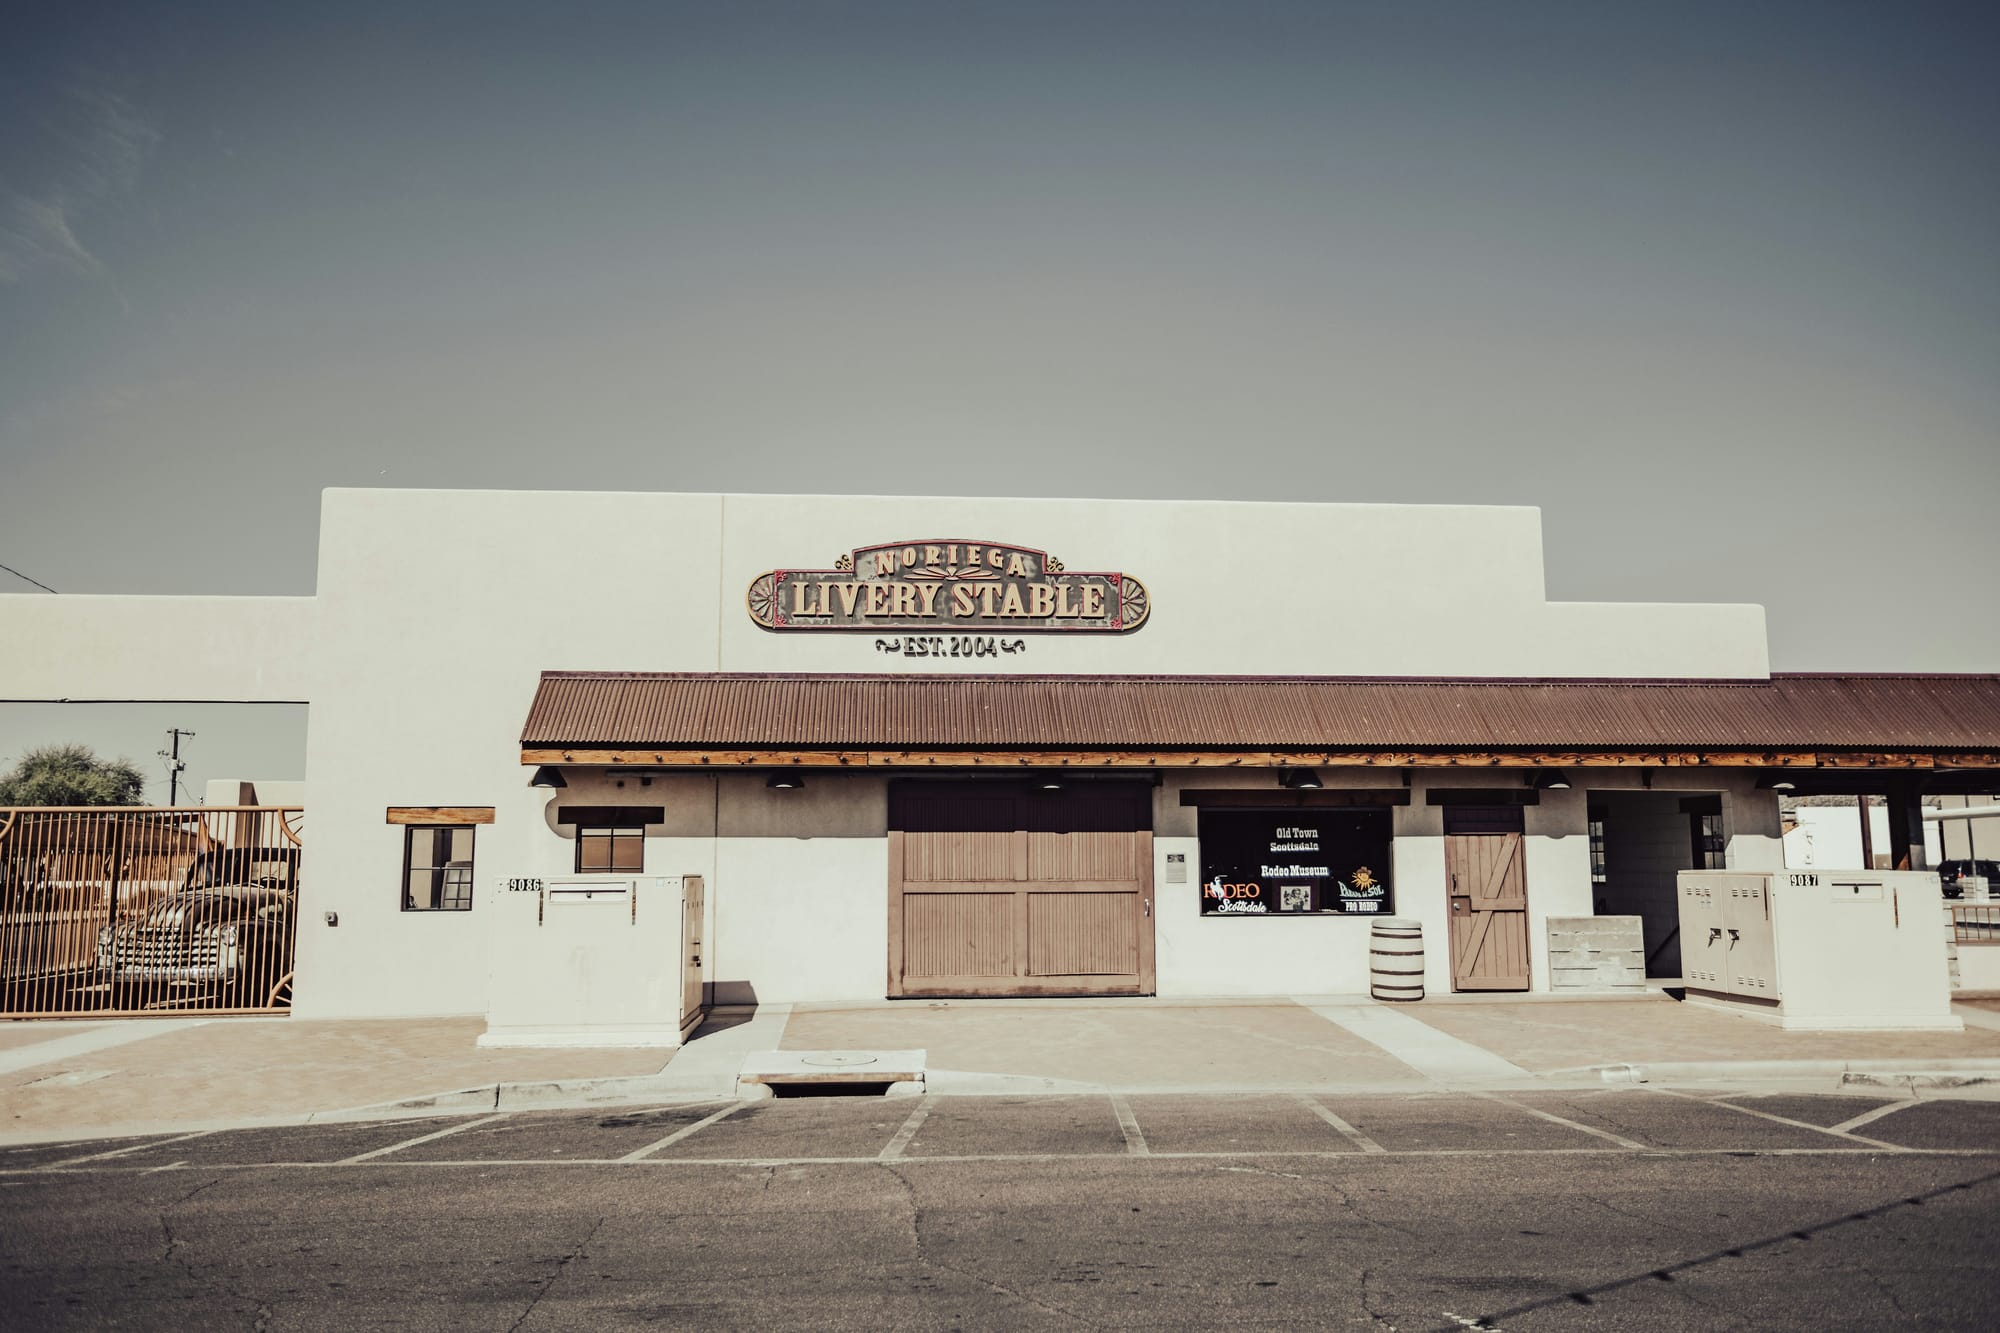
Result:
[3, 1, 1998, 792]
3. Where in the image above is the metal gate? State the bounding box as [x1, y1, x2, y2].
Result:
[0, 806, 303, 1017]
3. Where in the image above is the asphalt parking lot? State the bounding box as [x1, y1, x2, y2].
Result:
[10, 1085, 2000, 1171]
[5, 1088, 1999, 1330]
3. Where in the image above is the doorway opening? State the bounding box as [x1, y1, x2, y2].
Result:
[1587, 791, 1722, 977]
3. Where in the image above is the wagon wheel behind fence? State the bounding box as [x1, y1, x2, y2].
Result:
[266, 971, 295, 1010]
[280, 811, 304, 847]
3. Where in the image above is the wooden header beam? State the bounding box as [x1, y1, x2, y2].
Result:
[386, 806, 496, 825]
[1180, 788, 1413, 808]
[523, 747, 2000, 770]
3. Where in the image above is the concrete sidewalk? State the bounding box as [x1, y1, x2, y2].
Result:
[5, 991, 2000, 1144]
[0, 1016, 670, 1140]
[782, 991, 2000, 1094]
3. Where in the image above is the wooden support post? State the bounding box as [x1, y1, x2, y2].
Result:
[1885, 779, 1929, 872]
[1858, 795, 1875, 870]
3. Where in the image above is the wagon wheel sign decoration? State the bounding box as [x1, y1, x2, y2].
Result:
[747, 540, 1150, 635]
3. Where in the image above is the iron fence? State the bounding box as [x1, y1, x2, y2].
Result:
[0, 807, 302, 1018]
[1950, 902, 2000, 944]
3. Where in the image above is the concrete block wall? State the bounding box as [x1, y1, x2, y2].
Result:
[1592, 792, 1695, 977]
[1546, 915, 1646, 992]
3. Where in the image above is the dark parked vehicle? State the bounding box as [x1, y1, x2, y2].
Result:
[1938, 859, 2000, 900]
[95, 847, 299, 1006]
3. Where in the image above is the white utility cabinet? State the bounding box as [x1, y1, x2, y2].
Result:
[1677, 869, 1959, 1031]
[479, 873, 707, 1048]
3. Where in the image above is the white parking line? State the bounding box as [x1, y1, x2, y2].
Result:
[1476, 1093, 1650, 1151]
[1829, 1100, 1923, 1136]
[1109, 1094, 1150, 1156]
[618, 1102, 744, 1162]
[1296, 1096, 1386, 1153]
[339, 1114, 511, 1163]
[20, 1144, 1965, 1174]
[632, 1099, 731, 1117]
[879, 1098, 933, 1161]
[1649, 1088, 1910, 1151]
[44, 1129, 215, 1168]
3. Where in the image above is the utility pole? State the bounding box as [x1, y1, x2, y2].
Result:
[158, 728, 196, 806]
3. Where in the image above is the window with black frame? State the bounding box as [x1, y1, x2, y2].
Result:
[1196, 808, 1393, 915]
[575, 825, 645, 874]
[1691, 812, 1727, 869]
[1683, 796, 1727, 870]
[556, 806, 662, 873]
[1588, 806, 1608, 887]
[402, 825, 475, 911]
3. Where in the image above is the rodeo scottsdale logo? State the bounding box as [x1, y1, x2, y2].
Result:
[747, 540, 1150, 635]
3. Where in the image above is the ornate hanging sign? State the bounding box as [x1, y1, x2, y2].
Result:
[747, 540, 1150, 634]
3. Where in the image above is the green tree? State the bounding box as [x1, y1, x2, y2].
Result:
[0, 744, 148, 807]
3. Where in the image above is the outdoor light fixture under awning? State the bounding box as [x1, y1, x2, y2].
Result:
[529, 766, 568, 789]
[1756, 774, 1799, 791]
[1279, 767, 1323, 790]
[767, 773, 805, 790]
[1533, 770, 1572, 791]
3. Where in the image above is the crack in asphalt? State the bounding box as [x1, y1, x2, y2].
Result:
[1356, 1265, 1398, 1329]
[156, 1177, 222, 1263]
[1851, 1255, 1918, 1320]
[1663, 1277, 1760, 1331]
[1321, 1173, 1423, 1241]
[156, 1176, 276, 1329]
[1585, 1191, 1705, 1240]
[878, 1161, 1098, 1328]
[1540, 1093, 1653, 1143]
[506, 1214, 607, 1333]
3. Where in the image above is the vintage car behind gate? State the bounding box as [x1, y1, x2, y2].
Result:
[95, 846, 299, 1006]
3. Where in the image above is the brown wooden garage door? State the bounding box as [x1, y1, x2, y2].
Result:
[888, 781, 1155, 998]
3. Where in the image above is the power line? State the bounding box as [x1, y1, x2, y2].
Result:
[0, 560, 56, 594]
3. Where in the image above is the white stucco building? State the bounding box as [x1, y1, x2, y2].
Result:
[6, 488, 1997, 1021]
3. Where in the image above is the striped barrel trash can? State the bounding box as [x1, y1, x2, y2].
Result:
[1369, 918, 1425, 1002]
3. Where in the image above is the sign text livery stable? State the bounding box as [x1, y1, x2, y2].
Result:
[747, 540, 1151, 635]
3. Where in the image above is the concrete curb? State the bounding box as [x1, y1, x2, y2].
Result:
[1838, 1070, 1998, 1091]
[343, 1073, 741, 1118]
[1544, 1058, 2000, 1089]
[9, 1059, 2000, 1150]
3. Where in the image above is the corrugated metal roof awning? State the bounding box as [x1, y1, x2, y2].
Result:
[519, 672, 2000, 755]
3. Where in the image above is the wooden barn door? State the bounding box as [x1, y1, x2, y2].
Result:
[680, 874, 706, 1033]
[888, 781, 1154, 998]
[1444, 805, 1531, 992]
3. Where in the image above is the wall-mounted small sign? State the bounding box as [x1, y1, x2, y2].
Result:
[875, 636, 1027, 658]
[748, 540, 1150, 634]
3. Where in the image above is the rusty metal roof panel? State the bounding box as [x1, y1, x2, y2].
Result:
[518, 673, 2000, 752]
